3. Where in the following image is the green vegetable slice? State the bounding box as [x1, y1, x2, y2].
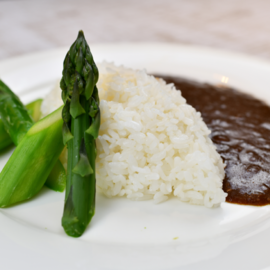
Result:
[0, 81, 66, 192]
[0, 81, 33, 146]
[0, 98, 43, 151]
[0, 116, 12, 151]
[0, 106, 64, 207]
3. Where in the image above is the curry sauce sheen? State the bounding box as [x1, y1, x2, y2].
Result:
[158, 75, 270, 206]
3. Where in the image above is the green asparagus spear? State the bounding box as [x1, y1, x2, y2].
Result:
[25, 99, 43, 122]
[0, 117, 12, 151]
[61, 30, 100, 237]
[0, 80, 66, 192]
[0, 106, 64, 207]
[45, 159, 66, 192]
[0, 99, 42, 151]
[0, 80, 33, 145]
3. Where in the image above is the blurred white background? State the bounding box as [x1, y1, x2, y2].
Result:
[1, 0, 270, 60]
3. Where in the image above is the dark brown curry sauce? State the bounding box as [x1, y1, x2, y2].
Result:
[158, 75, 270, 206]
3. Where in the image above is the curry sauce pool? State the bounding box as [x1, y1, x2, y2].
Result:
[159, 75, 270, 206]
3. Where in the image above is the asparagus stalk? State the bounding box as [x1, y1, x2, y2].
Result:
[0, 80, 66, 192]
[61, 30, 100, 237]
[0, 99, 42, 151]
[0, 117, 12, 150]
[45, 160, 66, 192]
[0, 106, 64, 207]
[25, 99, 43, 122]
[0, 80, 33, 145]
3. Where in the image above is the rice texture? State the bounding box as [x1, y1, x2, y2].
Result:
[41, 62, 226, 208]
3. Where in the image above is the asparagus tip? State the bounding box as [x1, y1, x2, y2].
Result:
[78, 30, 85, 38]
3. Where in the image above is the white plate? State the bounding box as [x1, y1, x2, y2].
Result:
[1, 43, 270, 270]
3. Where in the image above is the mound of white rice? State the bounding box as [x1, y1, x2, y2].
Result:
[41, 62, 226, 208]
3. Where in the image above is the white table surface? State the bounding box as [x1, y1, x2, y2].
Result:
[1, 0, 270, 60]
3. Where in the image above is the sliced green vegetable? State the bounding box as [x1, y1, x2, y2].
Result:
[25, 99, 43, 122]
[61, 30, 100, 237]
[0, 81, 66, 192]
[0, 116, 12, 150]
[0, 80, 34, 145]
[0, 106, 64, 207]
[45, 158, 66, 192]
[0, 99, 43, 152]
